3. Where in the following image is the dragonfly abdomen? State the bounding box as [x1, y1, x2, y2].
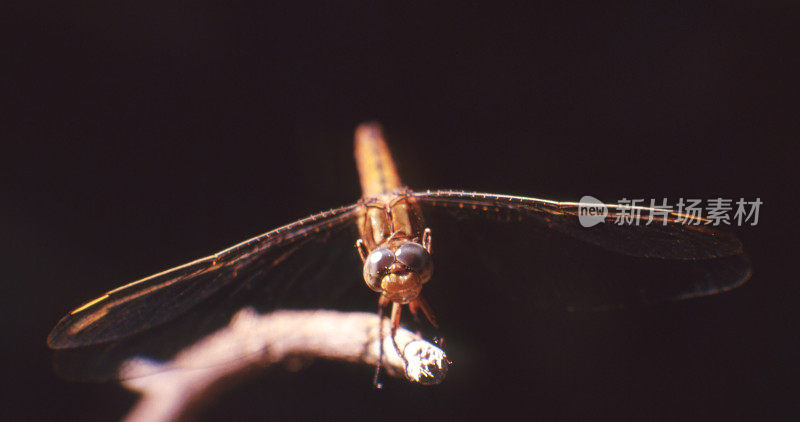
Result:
[354, 122, 402, 197]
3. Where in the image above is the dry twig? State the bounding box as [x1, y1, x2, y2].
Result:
[120, 309, 448, 422]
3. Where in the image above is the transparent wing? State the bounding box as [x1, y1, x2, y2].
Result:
[414, 190, 751, 310]
[48, 204, 372, 380]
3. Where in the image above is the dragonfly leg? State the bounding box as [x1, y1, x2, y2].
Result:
[390, 301, 402, 336]
[373, 295, 391, 389]
[390, 302, 409, 377]
[355, 239, 368, 263]
[422, 228, 432, 253]
[408, 300, 422, 324]
[410, 295, 439, 329]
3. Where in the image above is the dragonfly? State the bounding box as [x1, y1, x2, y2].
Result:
[47, 123, 751, 384]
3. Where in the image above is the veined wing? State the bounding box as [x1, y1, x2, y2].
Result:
[49, 204, 372, 381]
[414, 190, 751, 310]
[48, 204, 362, 349]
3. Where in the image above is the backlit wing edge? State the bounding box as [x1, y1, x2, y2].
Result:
[47, 203, 361, 349]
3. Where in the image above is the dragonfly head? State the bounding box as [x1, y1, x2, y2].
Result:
[363, 241, 433, 304]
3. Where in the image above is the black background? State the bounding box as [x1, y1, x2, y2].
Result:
[4, 2, 797, 421]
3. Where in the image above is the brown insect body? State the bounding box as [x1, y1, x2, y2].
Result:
[354, 124, 437, 331]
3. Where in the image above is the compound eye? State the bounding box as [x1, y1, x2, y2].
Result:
[396, 242, 432, 281]
[363, 247, 395, 291]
